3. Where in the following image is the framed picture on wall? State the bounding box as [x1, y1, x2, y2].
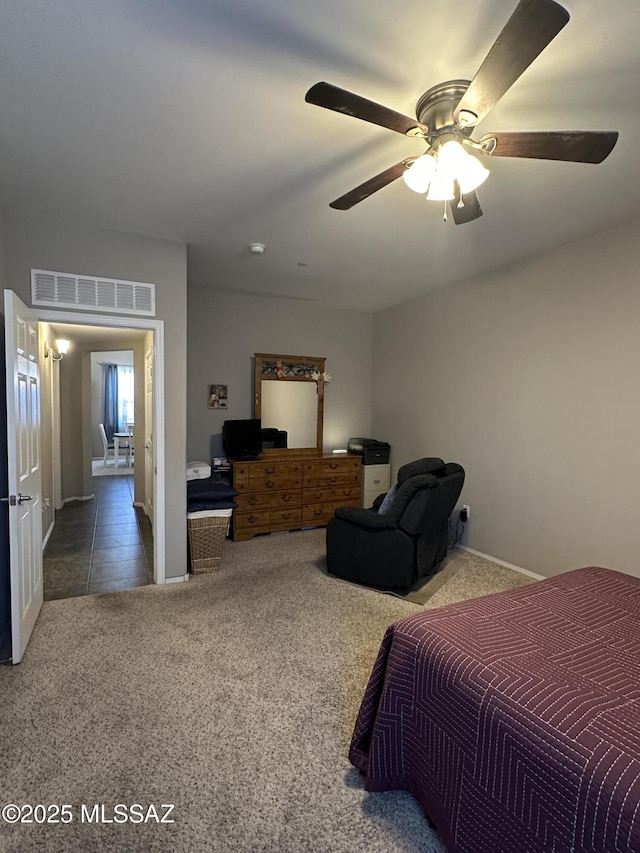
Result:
[208, 384, 228, 409]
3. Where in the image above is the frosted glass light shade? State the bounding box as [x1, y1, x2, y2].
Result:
[426, 169, 454, 201]
[436, 140, 489, 194]
[456, 153, 490, 194]
[54, 338, 70, 354]
[402, 154, 436, 193]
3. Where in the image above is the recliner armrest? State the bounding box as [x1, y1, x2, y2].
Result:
[333, 506, 389, 530]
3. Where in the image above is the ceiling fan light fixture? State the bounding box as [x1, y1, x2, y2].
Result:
[402, 154, 436, 193]
[436, 140, 490, 194]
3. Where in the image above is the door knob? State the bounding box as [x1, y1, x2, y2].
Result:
[18, 494, 33, 504]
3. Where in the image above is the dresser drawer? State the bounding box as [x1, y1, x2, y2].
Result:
[269, 489, 302, 508]
[303, 471, 360, 488]
[235, 492, 272, 511]
[271, 507, 302, 526]
[303, 504, 333, 525]
[250, 475, 302, 492]
[304, 457, 360, 475]
[254, 461, 303, 478]
[234, 509, 271, 530]
[234, 506, 302, 530]
[304, 485, 360, 504]
[233, 475, 302, 493]
[232, 460, 303, 481]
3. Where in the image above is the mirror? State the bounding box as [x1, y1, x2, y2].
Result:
[254, 353, 325, 456]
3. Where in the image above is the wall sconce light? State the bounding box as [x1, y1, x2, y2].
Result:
[44, 339, 71, 361]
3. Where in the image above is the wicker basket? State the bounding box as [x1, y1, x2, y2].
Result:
[187, 514, 230, 573]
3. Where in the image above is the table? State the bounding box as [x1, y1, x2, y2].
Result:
[113, 431, 133, 467]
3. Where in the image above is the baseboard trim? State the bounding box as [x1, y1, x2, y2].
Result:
[164, 574, 189, 584]
[42, 520, 54, 551]
[456, 545, 545, 581]
[62, 495, 94, 504]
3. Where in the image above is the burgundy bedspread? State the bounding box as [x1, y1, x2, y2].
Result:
[350, 567, 640, 853]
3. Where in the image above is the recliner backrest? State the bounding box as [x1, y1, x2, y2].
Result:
[383, 464, 465, 537]
[397, 457, 445, 484]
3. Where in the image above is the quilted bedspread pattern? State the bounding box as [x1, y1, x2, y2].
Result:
[350, 567, 640, 853]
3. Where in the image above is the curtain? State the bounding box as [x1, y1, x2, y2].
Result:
[102, 364, 119, 442]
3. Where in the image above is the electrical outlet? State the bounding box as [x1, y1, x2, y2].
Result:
[462, 504, 470, 519]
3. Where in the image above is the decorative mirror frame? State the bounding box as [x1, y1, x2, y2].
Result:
[254, 353, 325, 458]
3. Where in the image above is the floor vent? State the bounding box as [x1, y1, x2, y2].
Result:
[31, 269, 156, 316]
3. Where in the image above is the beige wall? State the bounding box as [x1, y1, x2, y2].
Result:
[5, 215, 188, 578]
[373, 218, 640, 579]
[187, 289, 373, 461]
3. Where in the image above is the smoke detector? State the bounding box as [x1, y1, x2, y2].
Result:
[249, 243, 265, 255]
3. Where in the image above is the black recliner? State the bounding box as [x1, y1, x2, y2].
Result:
[325, 457, 465, 590]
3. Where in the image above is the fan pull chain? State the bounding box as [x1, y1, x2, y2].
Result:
[442, 201, 448, 222]
[457, 193, 465, 209]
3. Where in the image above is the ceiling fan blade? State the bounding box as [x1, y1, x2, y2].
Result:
[454, 0, 570, 126]
[329, 159, 413, 210]
[306, 82, 428, 137]
[479, 130, 618, 163]
[449, 184, 483, 224]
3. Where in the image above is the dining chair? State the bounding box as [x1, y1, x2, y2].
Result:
[99, 423, 115, 467]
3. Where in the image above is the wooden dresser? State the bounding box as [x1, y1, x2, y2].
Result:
[231, 454, 361, 541]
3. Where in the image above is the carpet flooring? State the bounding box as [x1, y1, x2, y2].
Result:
[0, 530, 534, 853]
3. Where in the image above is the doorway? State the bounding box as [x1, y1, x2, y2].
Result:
[42, 332, 154, 599]
[35, 309, 166, 589]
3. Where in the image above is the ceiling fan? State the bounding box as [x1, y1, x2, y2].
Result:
[305, 0, 618, 224]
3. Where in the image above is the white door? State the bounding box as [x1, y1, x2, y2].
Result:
[144, 346, 154, 527]
[3, 290, 43, 664]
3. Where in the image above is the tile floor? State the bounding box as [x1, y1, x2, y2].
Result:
[43, 474, 154, 601]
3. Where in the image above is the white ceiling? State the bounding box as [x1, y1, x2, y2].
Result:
[49, 323, 145, 344]
[1, 0, 638, 311]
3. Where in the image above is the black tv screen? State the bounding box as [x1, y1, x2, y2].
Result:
[222, 418, 262, 460]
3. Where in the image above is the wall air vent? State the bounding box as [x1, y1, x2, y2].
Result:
[31, 269, 156, 316]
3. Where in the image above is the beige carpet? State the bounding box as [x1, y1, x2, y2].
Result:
[0, 529, 535, 853]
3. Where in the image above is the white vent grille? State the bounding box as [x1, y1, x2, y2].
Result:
[31, 269, 156, 316]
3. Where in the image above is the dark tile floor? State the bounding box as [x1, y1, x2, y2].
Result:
[43, 474, 154, 601]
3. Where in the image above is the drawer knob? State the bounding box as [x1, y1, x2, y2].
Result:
[329, 477, 337, 484]
[248, 515, 259, 523]
[265, 466, 276, 474]
[248, 498, 259, 505]
[265, 480, 276, 489]
[329, 463, 338, 470]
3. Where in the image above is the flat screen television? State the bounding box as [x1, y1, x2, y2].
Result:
[222, 418, 262, 460]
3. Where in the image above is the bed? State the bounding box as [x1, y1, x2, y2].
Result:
[350, 566, 640, 853]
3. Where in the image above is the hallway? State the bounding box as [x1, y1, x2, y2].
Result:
[43, 475, 153, 600]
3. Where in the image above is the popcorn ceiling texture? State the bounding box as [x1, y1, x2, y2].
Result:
[0, 530, 530, 852]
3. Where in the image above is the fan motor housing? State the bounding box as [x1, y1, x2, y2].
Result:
[416, 79, 472, 135]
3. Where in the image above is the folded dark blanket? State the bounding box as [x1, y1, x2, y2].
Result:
[186, 473, 238, 502]
[187, 499, 237, 512]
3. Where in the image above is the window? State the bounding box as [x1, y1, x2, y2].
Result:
[117, 365, 134, 431]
